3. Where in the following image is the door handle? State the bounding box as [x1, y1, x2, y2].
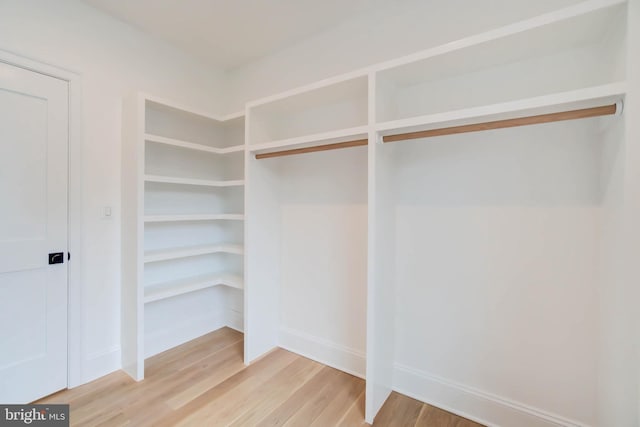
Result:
[49, 252, 64, 265]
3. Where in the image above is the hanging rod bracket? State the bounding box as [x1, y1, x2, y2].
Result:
[615, 100, 624, 116]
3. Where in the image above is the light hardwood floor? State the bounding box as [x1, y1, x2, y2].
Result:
[38, 328, 483, 426]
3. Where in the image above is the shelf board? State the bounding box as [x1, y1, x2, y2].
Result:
[373, 0, 626, 79]
[249, 126, 369, 156]
[376, 83, 626, 137]
[145, 133, 244, 154]
[144, 244, 243, 263]
[143, 93, 244, 123]
[249, 75, 368, 113]
[144, 273, 244, 303]
[144, 175, 244, 188]
[144, 214, 245, 223]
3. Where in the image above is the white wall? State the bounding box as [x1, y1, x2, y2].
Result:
[389, 120, 605, 426]
[277, 148, 368, 376]
[597, 0, 640, 425]
[224, 0, 584, 112]
[0, 0, 226, 383]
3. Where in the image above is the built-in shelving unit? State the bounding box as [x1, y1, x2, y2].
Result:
[121, 94, 245, 381]
[366, 1, 630, 425]
[240, 1, 632, 426]
[123, 1, 638, 425]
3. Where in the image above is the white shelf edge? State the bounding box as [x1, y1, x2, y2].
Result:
[144, 244, 244, 263]
[247, 72, 369, 109]
[376, 82, 627, 135]
[144, 214, 245, 223]
[141, 92, 245, 122]
[220, 110, 245, 121]
[144, 175, 244, 188]
[144, 274, 244, 304]
[249, 126, 370, 153]
[145, 133, 245, 154]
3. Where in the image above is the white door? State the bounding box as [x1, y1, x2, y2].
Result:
[0, 61, 69, 403]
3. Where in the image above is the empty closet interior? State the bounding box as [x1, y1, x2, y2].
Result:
[370, 2, 628, 425]
[245, 76, 369, 369]
[376, 116, 624, 425]
[246, 147, 368, 372]
[121, 0, 638, 425]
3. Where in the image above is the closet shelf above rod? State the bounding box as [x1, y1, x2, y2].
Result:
[383, 102, 622, 143]
[255, 138, 368, 159]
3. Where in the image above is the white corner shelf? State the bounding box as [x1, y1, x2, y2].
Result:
[144, 273, 244, 304]
[123, 92, 247, 381]
[144, 214, 245, 223]
[143, 93, 244, 123]
[144, 175, 244, 188]
[144, 244, 244, 263]
[249, 125, 369, 156]
[145, 133, 244, 154]
[376, 82, 626, 137]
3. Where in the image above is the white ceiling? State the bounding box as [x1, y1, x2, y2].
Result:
[82, 0, 374, 70]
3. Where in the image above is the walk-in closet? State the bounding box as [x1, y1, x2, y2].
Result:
[119, 0, 639, 425]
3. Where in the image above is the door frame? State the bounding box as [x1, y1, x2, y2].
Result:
[0, 49, 83, 388]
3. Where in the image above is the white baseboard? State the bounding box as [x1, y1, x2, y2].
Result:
[225, 309, 244, 333]
[279, 327, 365, 379]
[83, 345, 121, 384]
[145, 313, 226, 358]
[393, 363, 590, 427]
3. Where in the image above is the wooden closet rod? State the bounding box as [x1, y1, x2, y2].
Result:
[382, 103, 619, 143]
[255, 138, 368, 159]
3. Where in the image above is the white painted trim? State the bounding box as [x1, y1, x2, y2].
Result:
[242, 106, 252, 366]
[365, 72, 394, 424]
[83, 346, 121, 384]
[393, 363, 591, 427]
[279, 327, 366, 379]
[225, 309, 244, 333]
[0, 49, 83, 388]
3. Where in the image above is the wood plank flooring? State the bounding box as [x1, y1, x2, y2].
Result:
[38, 328, 483, 426]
